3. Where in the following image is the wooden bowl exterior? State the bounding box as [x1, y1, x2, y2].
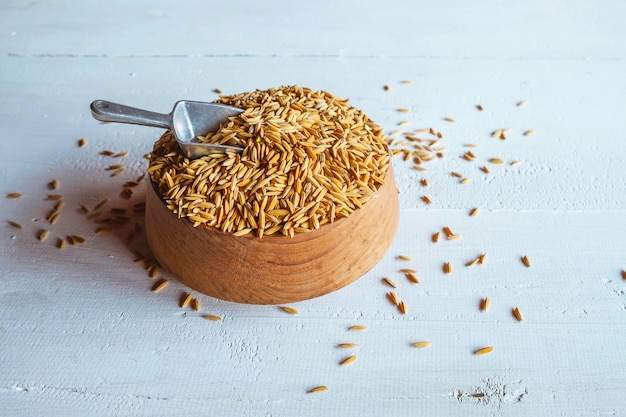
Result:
[145, 167, 399, 304]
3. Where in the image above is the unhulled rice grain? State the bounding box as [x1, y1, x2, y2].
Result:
[474, 346, 493, 355]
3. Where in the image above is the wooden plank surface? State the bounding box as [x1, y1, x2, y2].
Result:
[1, 1, 625, 416]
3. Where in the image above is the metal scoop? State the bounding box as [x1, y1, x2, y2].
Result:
[90, 99, 244, 158]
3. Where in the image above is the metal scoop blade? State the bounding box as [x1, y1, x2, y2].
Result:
[90, 99, 244, 158]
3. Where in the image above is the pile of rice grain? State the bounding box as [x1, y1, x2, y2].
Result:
[146, 86, 390, 238]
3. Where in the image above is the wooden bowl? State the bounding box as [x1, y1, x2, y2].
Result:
[145, 166, 399, 304]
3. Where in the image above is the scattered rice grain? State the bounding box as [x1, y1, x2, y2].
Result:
[421, 195, 433, 204]
[180, 293, 193, 308]
[465, 258, 480, 267]
[78, 138, 87, 147]
[94, 199, 109, 210]
[398, 300, 408, 314]
[151, 279, 169, 292]
[523, 130, 535, 136]
[7, 193, 23, 198]
[474, 346, 494, 355]
[191, 297, 201, 311]
[411, 341, 432, 348]
[479, 297, 491, 311]
[512, 307, 524, 321]
[521, 255, 531, 267]
[382, 277, 397, 288]
[405, 272, 419, 284]
[38, 229, 49, 241]
[340, 355, 357, 366]
[397, 255, 412, 261]
[8, 220, 22, 229]
[431, 231, 440, 243]
[308, 385, 328, 394]
[348, 325, 367, 331]
[443, 262, 452, 274]
[469, 207, 480, 217]
[387, 291, 399, 305]
[202, 314, 223, 321]
[337, 343, 358, 348]
[489, 158, 504, 164]
[279, 306, 299, 315]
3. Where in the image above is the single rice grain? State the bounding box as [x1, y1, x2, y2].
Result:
[387, 291, 399, 305]
[340, 355, 357, 366]
[308, 386, 328, 394]
[405, 272, 419, 284]
[474, 346, 494, 355]
[279, 306, 299, 315]
[38, 229, 49, 241]
[180, 293, 194, 309]
[382, 277, 397, 288]
[8, 220, 22, 229]
[398, 301, 408, 314]
[337, 343, 359, 348]
[151, 279, 169, 292]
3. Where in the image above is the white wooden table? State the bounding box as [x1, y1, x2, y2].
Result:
[1, 1, 625, 416]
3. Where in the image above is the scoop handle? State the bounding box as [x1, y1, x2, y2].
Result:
[90, 100, 172, 129]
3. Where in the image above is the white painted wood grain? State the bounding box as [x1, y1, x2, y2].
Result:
[1, 0, 625, 60]
[1, 1, 625, 416]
